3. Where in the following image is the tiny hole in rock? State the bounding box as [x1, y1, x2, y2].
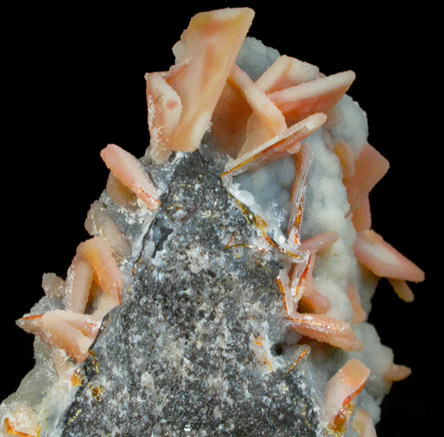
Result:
[151, 219, 173, 257]
[271, 343, 285, 356]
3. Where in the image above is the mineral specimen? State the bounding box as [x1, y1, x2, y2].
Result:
[1, 7, 424, 437]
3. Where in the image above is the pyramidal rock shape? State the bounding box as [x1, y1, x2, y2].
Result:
[1, 7, 424, 437]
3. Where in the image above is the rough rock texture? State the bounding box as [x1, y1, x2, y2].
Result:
[59, 148, 321, 436]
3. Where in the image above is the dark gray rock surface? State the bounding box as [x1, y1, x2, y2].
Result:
[59, 149, 321, 436]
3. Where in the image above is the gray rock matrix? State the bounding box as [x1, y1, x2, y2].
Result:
[60, 148, 321, 436]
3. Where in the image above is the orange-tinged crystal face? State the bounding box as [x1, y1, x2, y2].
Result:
[229, 64, 287, 137]
[288, 313, 363, 351]
[166, 8, 255, 152]
[70, 368, 84, 387]
[268, 71, 356, 123]
[255, 55, 320, 94]
[344, 143, 389, 212]
[18, 310, 99, 363]
[77, 236, 124, 305]
[4, 418, 40, 436]
[221, 113, 326, 177]
[101, 144, 161, 211]
[323, 359, 371, 433]
[66, 255, 94, 314]
[354, 229, 425, 283]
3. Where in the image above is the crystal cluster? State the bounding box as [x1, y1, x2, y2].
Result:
[1, 7, 423, 437]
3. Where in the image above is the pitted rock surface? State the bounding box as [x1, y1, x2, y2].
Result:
[60, 150, 321, 436]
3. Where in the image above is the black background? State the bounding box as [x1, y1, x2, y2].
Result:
[2, 2, 439, 435]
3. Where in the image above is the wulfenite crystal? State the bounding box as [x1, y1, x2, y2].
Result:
[1, 7, 424, 437]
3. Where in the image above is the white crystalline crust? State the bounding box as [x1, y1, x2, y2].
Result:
[0, 339, 79, 436]
[231, 43, 371, 324]
[236, 37, 280, 81]
[302, 130, 356, 322]
[225, 38, 392, 435]
[2, 35, 393, 437]
[331, 95, 369, 155]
